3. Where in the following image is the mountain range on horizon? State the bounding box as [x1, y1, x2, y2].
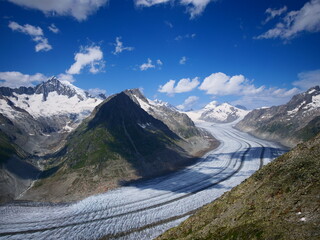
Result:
[0, 77, 218, 203]
[236, 86, 320, 147]
[0, 76, 254, 157]
[0, 77, 319, 240]
[0, 77, 319, 203]
[1, 1, 320, 238]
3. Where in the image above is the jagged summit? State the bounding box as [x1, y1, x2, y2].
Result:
[286, 85, 320, 114]
[0, 77, 106, 155]
[122, 88, 199, 139]
[0, 76, 106, 102]
[124, 88, 145, 99]
[123, 88, 149, 106]
[34, 76, 86, 101]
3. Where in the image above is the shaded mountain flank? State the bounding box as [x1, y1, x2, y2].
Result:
[236, 86, 320, 147]
[20, 90, 217, 202]
[157, 132, 320, 240]
[0, 129, 40, 203]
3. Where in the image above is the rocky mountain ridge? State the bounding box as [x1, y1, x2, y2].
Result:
[236, 86, 320, 147]
[13, 89, 217, 202]
[125, 89, 203, 139]
[0, 76, 105, 155]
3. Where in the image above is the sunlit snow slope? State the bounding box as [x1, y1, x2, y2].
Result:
[0, 121, 286, 240]
[184, 101, 249, 124]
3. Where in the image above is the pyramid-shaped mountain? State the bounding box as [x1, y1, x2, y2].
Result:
[21, 90, 216, 202]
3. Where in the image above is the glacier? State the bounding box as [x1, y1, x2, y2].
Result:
[0, 120, 286, 240]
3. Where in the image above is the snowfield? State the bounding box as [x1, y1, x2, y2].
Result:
[0, 121, 286, 240]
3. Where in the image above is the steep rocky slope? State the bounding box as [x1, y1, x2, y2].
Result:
[157, 133, 320, 240]
[0, 77, 105, 155]
[0, 130, 39, 203]
[21, 90, 217, 202]
[125, 89, 202, 138]
[236, 86, 320, 147]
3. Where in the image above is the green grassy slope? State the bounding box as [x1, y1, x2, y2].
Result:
[157, 134, 320, 240]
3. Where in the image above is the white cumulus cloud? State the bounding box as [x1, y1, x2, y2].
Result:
[7, 0, 108, 21]
[180, 0, 216, 19]
[57, 73, 75, 83]
[263, 6, 287, 24]
[199, 72, 263, 96]
[158, 77, 200, 95]
[157, 59, 163, 65]
[113, 37, 134, 55]
[256, 0, 320, 40]
[8, 21, 52, 52]
[67, 45, 105, 75]
[134, 0, 215, 18]
[135, 0, 170, 7]
[87, 88, 107, 97]
[293, 69, 320, 89]
[179, 56, 187, 64]
[164, 21, 173, 28]
[231, 87, 299, 109]
[0, 71, 47, 88]
[198, 71, 300, 109]
[48, 23, 59, 33]
[175, 33, 196, 41]
[140, 58, 155, 71]
[177, 95, 199, 110]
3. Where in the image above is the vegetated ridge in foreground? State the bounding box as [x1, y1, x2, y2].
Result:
[20, 90, 217, 202]
[236, 86, 320, 147]
[157, 132, 320, 240]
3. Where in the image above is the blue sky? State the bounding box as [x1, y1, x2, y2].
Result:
[0, 0, 319, 109]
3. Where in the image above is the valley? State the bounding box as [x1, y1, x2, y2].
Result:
[0, 120, 286, 240]
[1, 1, 320, 239]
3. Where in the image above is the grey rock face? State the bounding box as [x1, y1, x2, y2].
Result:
[236, 86, 320, 147]
[124, 89, 202, 139]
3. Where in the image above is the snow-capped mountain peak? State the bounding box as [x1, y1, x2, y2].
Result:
[0, 77, 106, 134]
[0, 77, 105, 119]
[286, 85, 320, 116]
[149, 99, 177, 111]
[203, 100, 218, 110]
[200, 102, 249, 123]
[124, 88, 177, 113]
[34, 76, 88, 101]
[0, 76, 107, 155]
[185, 101, 249, 123]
